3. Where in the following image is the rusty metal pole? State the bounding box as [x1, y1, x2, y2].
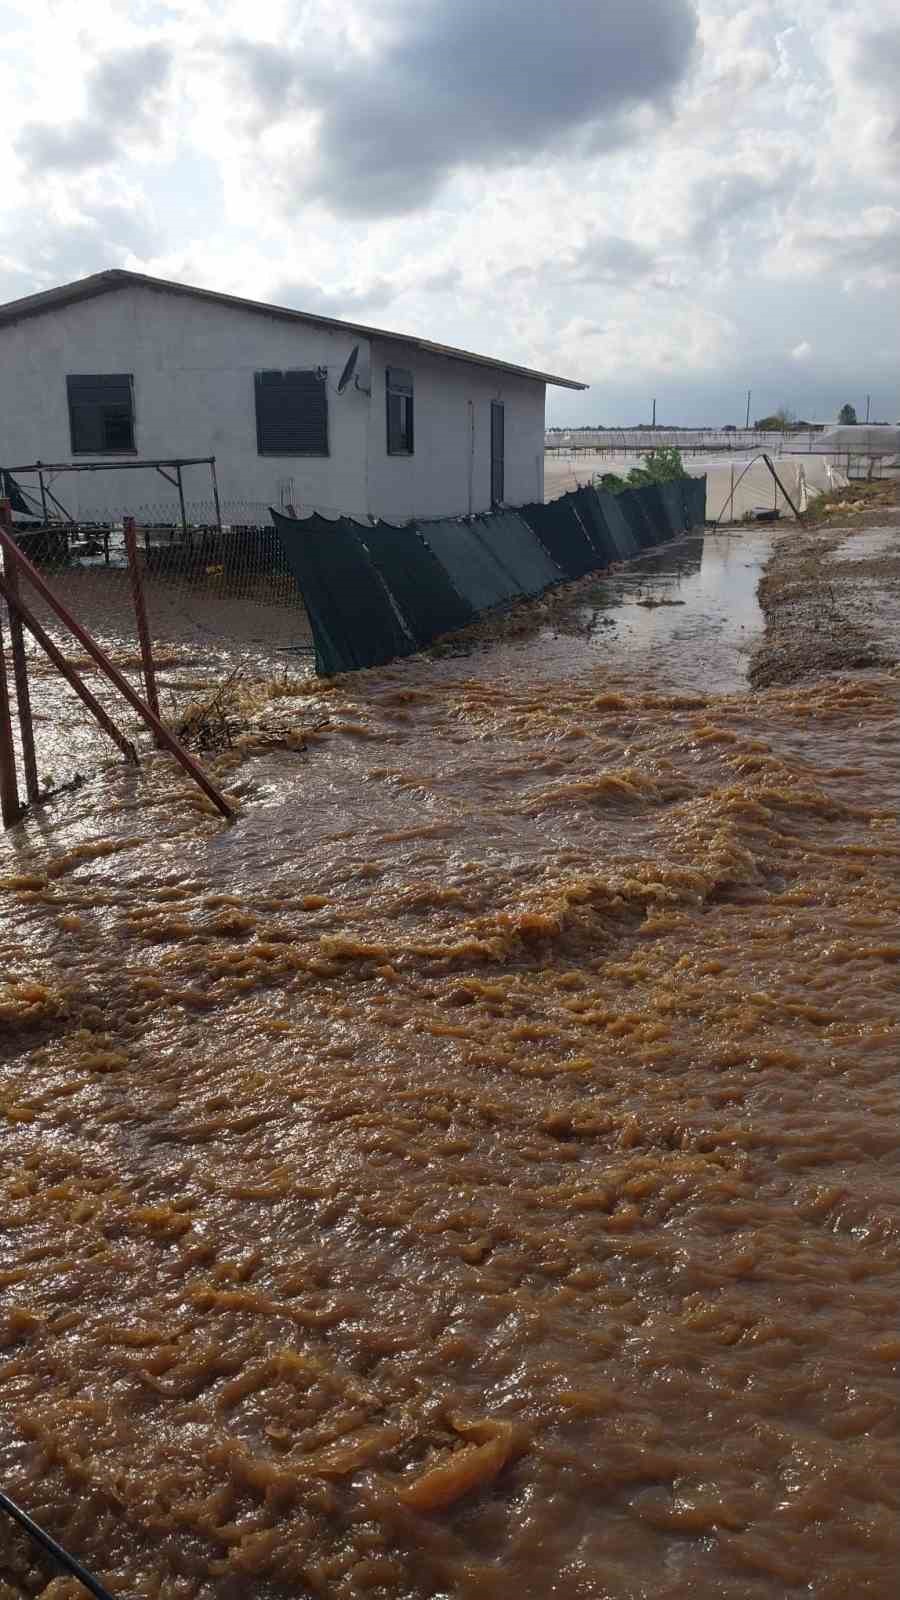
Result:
[0, 526, 233, 819]
[0, 599, 20, 825]
[0, 620, 20, 825]
[0, 501, 39, 804]
[0, 571, 138, 765]
[0, 503, 21, 826]
[123, 515, 160, 723]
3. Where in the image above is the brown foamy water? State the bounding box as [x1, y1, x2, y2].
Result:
[1, 541, 899, 1598]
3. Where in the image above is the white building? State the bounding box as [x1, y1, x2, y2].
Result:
[0, 270, 585, 525]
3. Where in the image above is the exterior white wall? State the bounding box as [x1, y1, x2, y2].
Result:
[367, 341, 546, 520]
[0, 284, 547, 523]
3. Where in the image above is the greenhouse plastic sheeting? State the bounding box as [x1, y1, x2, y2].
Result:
[359, 520, 475, 645]
[518, 496, 599, 578]
[472, 511, 561, 596]
[272, 509, 414, 674]
[419, 517, 521, 611]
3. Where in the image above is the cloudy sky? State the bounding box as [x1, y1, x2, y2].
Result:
[3, 0, 899, 426]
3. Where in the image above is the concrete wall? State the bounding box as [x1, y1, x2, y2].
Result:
[0, 283, 547, 523]
[367, 339, 545, 520]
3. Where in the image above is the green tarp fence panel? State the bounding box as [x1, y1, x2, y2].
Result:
[359, 519, 475, 645]
[518, 495, 601, 578]
[684, 475, 707, 527]
[594, 488, 644, 557]
[417, 517, 521, 612]
[273, 476, 707, 675]
[568, 487, 620, 563]
[471, 511, 562, 596]
[636, 484, 678, 544]
[657, 480, 690, 540]
[272, 509, 415, 675]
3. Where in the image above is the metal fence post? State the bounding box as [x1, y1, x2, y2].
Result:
[0, 526, 233, 820]
[123, 515, 160, 724]
[0, 499, 39, 804]
[0, 502, 21, 825]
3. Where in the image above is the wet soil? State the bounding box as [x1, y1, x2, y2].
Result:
[751, 513, 900, 688]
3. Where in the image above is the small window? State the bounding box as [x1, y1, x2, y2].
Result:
[67, 374, 135, 454]
[255, 370, 329, 456]
[386, 367, 414, 455]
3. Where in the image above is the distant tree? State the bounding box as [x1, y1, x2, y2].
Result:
[838, 403, 858, 425]
[754, 408, 796, 431]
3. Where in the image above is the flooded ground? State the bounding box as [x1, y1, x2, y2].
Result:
[8, 533, 765, 792]
[465, 532, 769, 695]
[1, 517, 899, 1600]
[3, 567, 313, 791]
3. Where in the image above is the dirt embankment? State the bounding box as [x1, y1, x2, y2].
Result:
[750, 481, 900, 688]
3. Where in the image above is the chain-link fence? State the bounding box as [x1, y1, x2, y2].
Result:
[2, 499, 314, 801]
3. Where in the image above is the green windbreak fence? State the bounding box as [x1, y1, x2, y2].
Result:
[518, 495, 599, 578]
[473, 511, 561, 596]
[272, 474, 706, 675]
[359, 520, 475, 645]
[272, 510, 414, 675]
[683, 475, 707, 529]
[418, 517, 523, 611]
[657, 481, 689, 540]
[595, 490, 644, 558]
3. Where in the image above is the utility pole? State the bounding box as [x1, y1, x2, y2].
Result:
[745, 390, 751, 429]
[651, 398, 656, 428]
[866, 394, 871, 424]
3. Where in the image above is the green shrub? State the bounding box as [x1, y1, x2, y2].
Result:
[626, 447, 688, 486]
[595, 448, 688, 495]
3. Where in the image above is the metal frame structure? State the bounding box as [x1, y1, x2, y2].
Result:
[0, 498, 233, 824]
[0, 456, 223, 538]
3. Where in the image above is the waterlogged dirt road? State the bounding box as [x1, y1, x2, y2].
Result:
[1, 521, 899, 1600]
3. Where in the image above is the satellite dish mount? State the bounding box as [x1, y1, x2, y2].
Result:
[336, 344, 371, 397]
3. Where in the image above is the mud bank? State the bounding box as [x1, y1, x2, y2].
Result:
[750, 485, 900, 688]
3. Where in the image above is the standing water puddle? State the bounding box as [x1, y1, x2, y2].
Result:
[461, 530, 771, 692]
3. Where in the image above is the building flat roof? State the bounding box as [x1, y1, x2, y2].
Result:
[0, 269, 587, 391]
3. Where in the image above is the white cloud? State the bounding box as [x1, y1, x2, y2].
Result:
[0, 0, 898, 425]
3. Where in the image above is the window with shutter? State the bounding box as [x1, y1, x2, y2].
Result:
[386, 367, 414, 455]
[67, 375, 135, 454]
[255, 370, 329, 456]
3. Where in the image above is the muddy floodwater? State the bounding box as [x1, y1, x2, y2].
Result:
[1, 524, 900, 1600]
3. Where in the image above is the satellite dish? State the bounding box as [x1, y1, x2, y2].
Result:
[337, 345, 359, 394]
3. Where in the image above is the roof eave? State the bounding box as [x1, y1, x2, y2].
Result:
[0, 269, 588, 390]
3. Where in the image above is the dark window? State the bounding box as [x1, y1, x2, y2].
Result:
[255, 370, 329, 455]
[386, 367, 414, 455]
[67, 374, 135, 454]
